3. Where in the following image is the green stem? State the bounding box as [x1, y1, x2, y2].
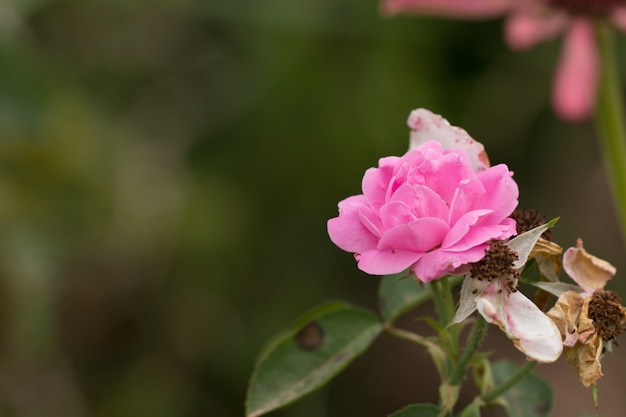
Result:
[440, 276, 459, 358]
[430, 279, 449, 326]
[481, 361, 537, 404]
[440, 276, 456, 321]
[451, 316, 487, 384]
[595, 22, 626, 244]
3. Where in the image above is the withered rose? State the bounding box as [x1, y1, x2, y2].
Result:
[547, 240, 626, 386]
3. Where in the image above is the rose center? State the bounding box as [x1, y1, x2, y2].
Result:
[546, 0, 626, 15]
[470, 241, 519, 293]
[588, 290, 626, 342]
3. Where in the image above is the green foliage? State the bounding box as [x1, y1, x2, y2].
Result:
[378, 271, 431, 322]
[387, 403, 442, 417]
[459, 400, 481, 417]
[492, 361, 552, 417]
[245, 302, 382, 417]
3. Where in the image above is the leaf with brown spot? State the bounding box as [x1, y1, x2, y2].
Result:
[246, 302, 382, 417]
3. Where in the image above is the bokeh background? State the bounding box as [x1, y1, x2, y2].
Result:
[1, 0, 626, 416]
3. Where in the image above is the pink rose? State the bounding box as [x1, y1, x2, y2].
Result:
[327, 110, 518, 282]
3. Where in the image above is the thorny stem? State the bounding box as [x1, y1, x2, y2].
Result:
[595, 22, 626, 245]
[481, 361, 537, 403]
[451, 316, 487, 385]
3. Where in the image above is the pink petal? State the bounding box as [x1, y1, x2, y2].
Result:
[356, 248, 423, 275]
[361, 159, 398, 210]
[442, 208, 493, 248]
[327, 196, 379, 253]
[504, 11, 567, 50]
[408, 109, 490, 171]
[474, 164, 518, 224]
[420, 151, 476, 204]
[378, 217, 449, 252]
[611, 7, 626, 33]
[357, 205, 384, 237]
[382, 0, 511, 19]
[551, 19, 599, 121]
[386, 184, 449, 222]
[448, 178, 486, 225]
[477, 285, 563, 362]
[447, 223, 515, 252]
[412, 244, 488, 282]
[379, 200, 414, 230]
[448, 245, 490, 275]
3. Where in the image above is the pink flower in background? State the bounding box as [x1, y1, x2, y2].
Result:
[381, 0, 626, 121]
[327, 109, 518, 283]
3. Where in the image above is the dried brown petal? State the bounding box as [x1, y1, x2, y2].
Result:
[563, 334, 603, 387]
[563, 239, 616, 294]
[547, 291, 592, 347]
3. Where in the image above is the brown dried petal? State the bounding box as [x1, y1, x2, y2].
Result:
[549, 294, 607, 387]
[531, 237, 564, 258]
[547, 291, 591, 347]
[563, 334, 603, 387]
[532, 238, 563, 284]
[563, 239, 616, 294]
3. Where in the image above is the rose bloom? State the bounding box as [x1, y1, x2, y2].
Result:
[327, 109, 518, 283]
[381, 0, 626, 120]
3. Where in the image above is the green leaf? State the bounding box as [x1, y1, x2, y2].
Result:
[388, 403, 441, 417]
[246, 301, 383, 417]
[378, 271, 431, 322]
[459, 400, 481, 417]
[472, 358, 495, 396]
[439, 383, 460, 415]
[492, 361, 552, 417]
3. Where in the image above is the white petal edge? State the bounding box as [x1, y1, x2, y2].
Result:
[507, 220, 557, 269]
[452, 275, 484, 324]
[477, 290, 563, 363]
[407, 108, 490, 172]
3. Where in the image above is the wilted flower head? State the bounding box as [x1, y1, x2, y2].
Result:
[547, 239, 626, 386]
[327, 109, 518, 282]
[381, 0, 626, 120]
[454, 221, 564, 363]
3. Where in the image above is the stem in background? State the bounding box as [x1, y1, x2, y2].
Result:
[451, 316, 487, 385]
[384, 325, 429, 346]
[595, 22, 626, 244]
[481, 361, 537, 404]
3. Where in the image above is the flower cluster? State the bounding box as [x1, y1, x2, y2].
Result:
[381, 0, 626, 120]
[328, 108, 626, 384]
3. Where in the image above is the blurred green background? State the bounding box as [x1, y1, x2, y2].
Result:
[1, 0, 626, 416]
